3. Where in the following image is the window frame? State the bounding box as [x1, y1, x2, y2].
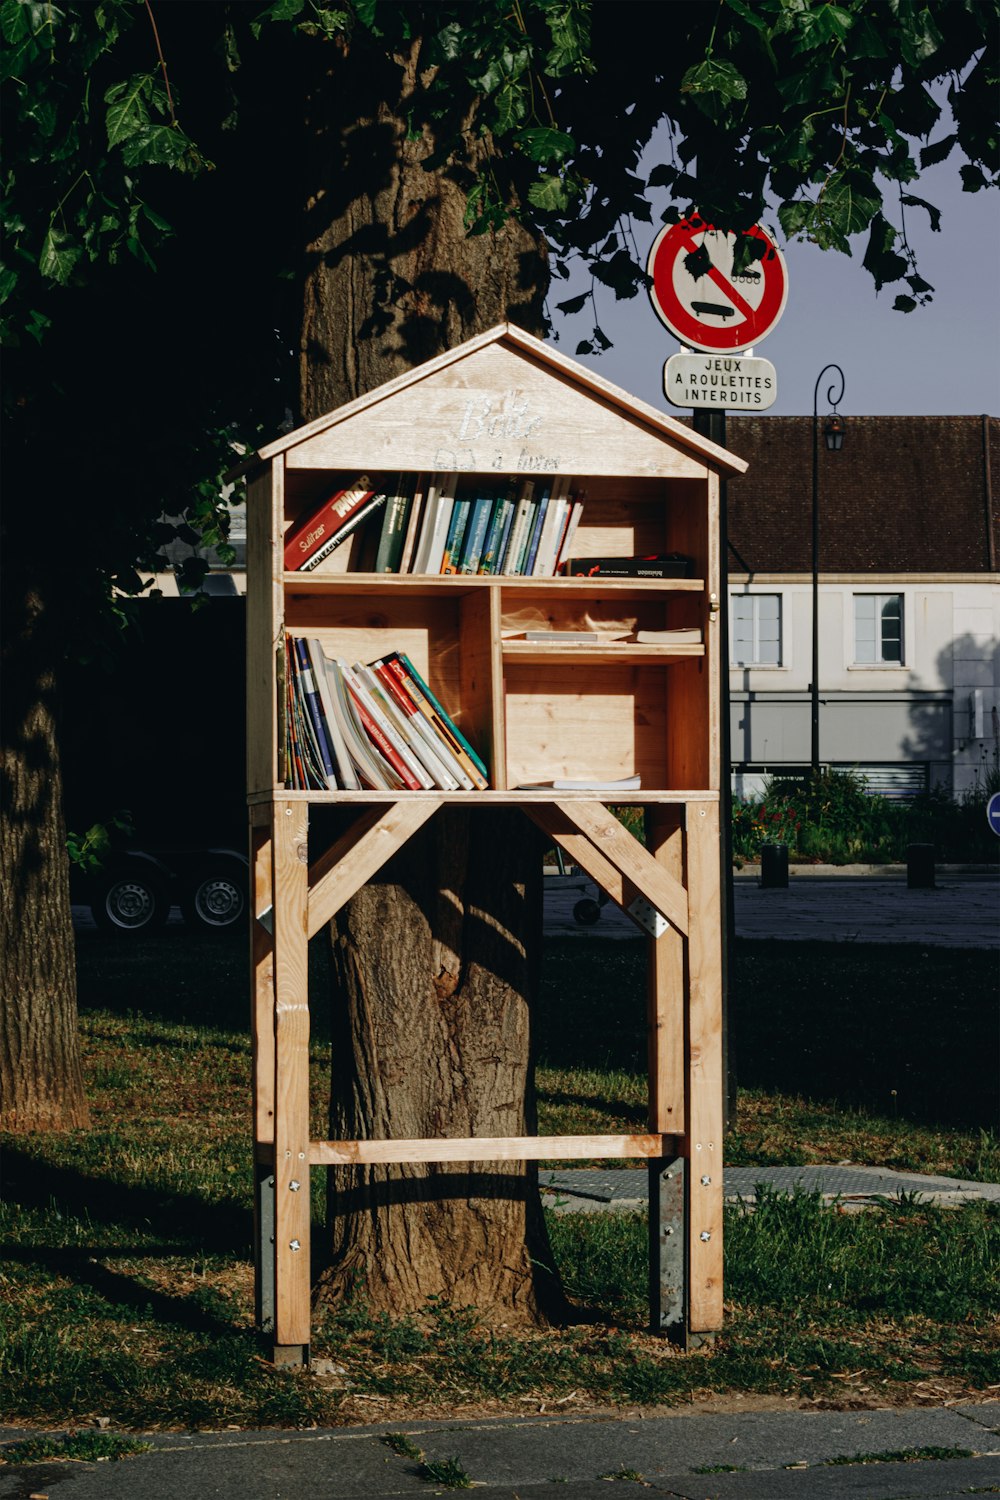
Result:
[729, 591, 783, 668]
[852, 591, 906, 667]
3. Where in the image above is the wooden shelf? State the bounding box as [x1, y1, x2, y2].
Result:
[248, 787, 721, 805]
[284, 571, 705, 594]
[501, 641, 704, 664]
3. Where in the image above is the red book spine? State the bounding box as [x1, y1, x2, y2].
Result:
[346, 685, 422, 790]
[283, 476, 373, 570]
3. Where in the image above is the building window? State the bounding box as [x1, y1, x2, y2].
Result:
[854, 593, 903, 664]
[731, 593, 781, 666]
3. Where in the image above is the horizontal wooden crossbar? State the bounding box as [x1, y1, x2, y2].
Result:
[308, 1133, 675, 1165]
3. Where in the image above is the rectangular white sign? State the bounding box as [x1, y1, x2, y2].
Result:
[664, 353, 777, 411]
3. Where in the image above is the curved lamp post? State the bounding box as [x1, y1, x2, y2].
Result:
[811, 365, 846, 775]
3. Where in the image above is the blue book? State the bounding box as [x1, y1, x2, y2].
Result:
[522, 482, 552, 577]
[478, 494, 513, 574]
[293, 638, 338, 789]
[440, 498, 470, 574]
[457, 494, 494, 573]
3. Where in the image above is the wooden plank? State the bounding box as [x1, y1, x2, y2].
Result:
[251, 809, 276, 1338]
[259, 324, 747, 476]
[246, 461, 283, 796]
[310, 1133, 673, 1165]
[502, 643, 704, 664]
[248, 787, 720, 806]
[555, 800, 689, 936]
[524, 805, 636, 920]
[283, 574, 704, 596]
[685, 799, 724, 1332]
[307, 800, 440, 939]
[646, 807, 685, 1133]
[272, 799, 312, 1349]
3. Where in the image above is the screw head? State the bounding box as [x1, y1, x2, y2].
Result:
[700, 1230, 711, 1242]
[701, 1175, 711, 1186]
[289, 1180, 301, 1192]
[289, 1239, 301, 1252]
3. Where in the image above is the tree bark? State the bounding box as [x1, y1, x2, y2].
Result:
[0, 588, 89, 1132]
[299, 36, 559, 1322]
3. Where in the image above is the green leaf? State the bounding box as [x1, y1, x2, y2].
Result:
[792, 3, 853, 52]
[528, 173, 571, 213]
[893, 293, 917, 313]
[919, 133, 957, 169]
[120, 123, 193, 169]
[544, 0, 595, 77]
[105, 74, 153, 147]
[960, 163, 988, 193]
[555, 292, 589, 315]
[861, 212, 908, 291]
[814, 169, 882, 243]
[895, 1, 944, 67]
[900, 192, 941, 231]
[778, 199, 813, 238]
[0, 264, 16, 302]
[39, 225, 81, 283]
[516, 127, 575, 164]
[681, 58, 748, 103]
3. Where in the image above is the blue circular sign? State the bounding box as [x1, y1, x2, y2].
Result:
[988, 791, 1000, 837]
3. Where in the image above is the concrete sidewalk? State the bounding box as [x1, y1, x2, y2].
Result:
[3, 1404, 999, 1498]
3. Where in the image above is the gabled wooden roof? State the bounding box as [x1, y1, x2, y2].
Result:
[256, 323, 747, 479]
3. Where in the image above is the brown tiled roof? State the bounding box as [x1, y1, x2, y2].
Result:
[714, 415, 999, 574]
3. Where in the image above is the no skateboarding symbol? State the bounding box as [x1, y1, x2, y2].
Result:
[647, 214, 788, 353]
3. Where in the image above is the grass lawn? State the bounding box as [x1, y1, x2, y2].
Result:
[0, 924, 997, 1429]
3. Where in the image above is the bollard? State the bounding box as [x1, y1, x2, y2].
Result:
[907, 843, 935, 889]
[760, 843, 789, 889]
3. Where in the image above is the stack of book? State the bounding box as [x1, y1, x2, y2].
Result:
[283, 472, 585, 578]
[284, 638, 489, 792]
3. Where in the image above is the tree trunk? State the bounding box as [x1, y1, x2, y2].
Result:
[0, 588, 89, 1132]
[300, 36, 559, 1322]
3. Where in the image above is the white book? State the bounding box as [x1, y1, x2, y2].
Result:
[358, 666, 461, 791]
[410, 474, 442, 574]
[414, 475, 456, 575]
[345, 662, 435, 789]
[553, 496, 584, 573]
[306, 638, 360, 789]
[532, 479, 571, 578]
[501, 481, 535, 575]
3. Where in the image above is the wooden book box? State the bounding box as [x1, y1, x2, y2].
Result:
[245, 324, 748, 1363]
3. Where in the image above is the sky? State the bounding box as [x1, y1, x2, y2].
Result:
[549, 133, 1000, 420]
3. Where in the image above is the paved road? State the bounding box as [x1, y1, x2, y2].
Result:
[543, 872, 1000, 948]
[3, 1405, 999, 1498]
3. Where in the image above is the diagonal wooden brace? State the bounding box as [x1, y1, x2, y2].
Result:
[307, 800, 441, 938]
[524, 801, 689, 937]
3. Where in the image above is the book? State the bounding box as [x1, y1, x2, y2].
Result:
[338, 659, 423, 790]
[384, 651, 489, 789]
[293, 638, 339, 789]
[353, 665, 442, 790]
[366, 660, 467, 790]
[373, 483, 412, 573]
[519, 630, 631, 643]
[481, 490, 516, 574]
[476, 493, 507, 575]
[440, 497, 471, 574]
[286, 639, 328, 790]
[324, 658, 400, 789]
[553, 493, 584, 573]
[516, 774, 642, 791]
[398, 476, 426, 574]
[305, 638, 360, 788]
[560, 554, 693, 579]
[299, 492, 387, 570]
[501, 480, 535, 574]
[531, 476, 572, 577]
[283, 475, 373, 570]
[412, 474, 455, 574]
[457, 493, 495, 574]
[521, 482, 552, 576]
[635, 627, 703, 644]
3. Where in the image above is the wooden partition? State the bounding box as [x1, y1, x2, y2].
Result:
[245, 324, 746, 1361]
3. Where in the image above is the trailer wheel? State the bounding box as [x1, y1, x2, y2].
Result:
[91, 861, 171, 934]
[181, 861, 247, 932]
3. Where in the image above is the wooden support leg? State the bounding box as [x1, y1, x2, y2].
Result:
[646, 808, 688, 1338]
[250, 809, 276, 1338]
[685, 800, 724, 1339]
[272, 799, 311, 1364]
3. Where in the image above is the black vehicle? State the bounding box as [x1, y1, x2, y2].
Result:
[84, 846, 249, 934]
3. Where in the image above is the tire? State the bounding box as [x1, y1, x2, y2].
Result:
[181, 861, 248, 933]
[91, 861, 171, 934]
[573, 897, 602, 926]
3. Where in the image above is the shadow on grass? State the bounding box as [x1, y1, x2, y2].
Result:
[540, 938, 999, 1132]
[1, 1147, 254, 1255]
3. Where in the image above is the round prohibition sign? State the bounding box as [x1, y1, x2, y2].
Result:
[647, 215, 788, 353]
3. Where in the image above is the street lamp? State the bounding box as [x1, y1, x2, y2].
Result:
[811, 365, 846, 776]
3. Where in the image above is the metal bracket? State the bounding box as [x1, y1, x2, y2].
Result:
[256, 904, 274, 935]
[628, 894, 669, 938]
